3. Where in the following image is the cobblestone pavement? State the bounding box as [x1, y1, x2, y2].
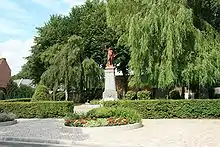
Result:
[0, 119, 89, 142]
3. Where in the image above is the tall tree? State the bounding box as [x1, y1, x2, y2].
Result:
[107, 0, 220, 91]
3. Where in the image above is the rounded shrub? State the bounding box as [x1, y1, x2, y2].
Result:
[137, 90, 151, 100]
[168, 90, 181, 99]
[0, 112, 16, 122]
[125, 91, 136, 100]
[32, 84, 51, 101]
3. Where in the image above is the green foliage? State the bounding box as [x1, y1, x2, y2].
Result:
[87, 107, 115, 118]
[87, 107, 141, 123]
[168, 90, 181, 99]
[56, 91, 65, 101]
[65, 107, 141, 127]
[18, 0, 129, 103]
[1, 98, 31, 102]
[104, 100, 220, 119]
[107, 0, 220, 89]
[65, 113, 81, 120]
[0, 101, 74, 118]
[82, 58, 104, 89]
[89, 99, 102, 105]
[32, 84, 51, 101]
[85, 118, 108, 127]
[125, 91, 136, 100]
[3, 81, 35, 99]
[0, 112, 16, 122]
[20, 0, 121, 85]
[137, 90, 151, 100]
[0, 90, 5, 100]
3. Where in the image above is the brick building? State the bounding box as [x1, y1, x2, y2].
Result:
[0, 58, 11, 89]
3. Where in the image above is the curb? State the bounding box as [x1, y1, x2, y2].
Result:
[0, 136, 75, 145]
[61, 123, 143, 133]
[0, 137, 144, 147]
[0, 120, 17, 127]
[75, 141, 144, 147]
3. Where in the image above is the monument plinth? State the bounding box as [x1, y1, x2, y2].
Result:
[102, 47, 118, 101]
[103, 67, 118, 101]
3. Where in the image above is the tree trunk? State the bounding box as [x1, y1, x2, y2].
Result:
[79, 55, 84, 102]
[181, 86, 185, 99]
[122, 69, 128, 97]
[65, 89, 68, 101]
[52, 80, 58, 101]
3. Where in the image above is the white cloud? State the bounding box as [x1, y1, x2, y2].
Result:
[0, 38, 34, 75]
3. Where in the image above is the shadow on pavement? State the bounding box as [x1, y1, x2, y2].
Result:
[0, 141, 74, 147]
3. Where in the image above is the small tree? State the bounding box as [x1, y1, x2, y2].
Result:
[32, 84, 51, 101]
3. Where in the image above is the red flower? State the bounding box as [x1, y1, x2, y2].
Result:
[81, 119, 87, 124]
[65, 119, 71, 123]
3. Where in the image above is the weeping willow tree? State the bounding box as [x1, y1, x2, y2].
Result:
[82, 58, 104, 90]
[41, 35, 104, 101]
[107, 0, 220, 91]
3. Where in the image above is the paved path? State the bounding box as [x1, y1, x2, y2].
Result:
[1, 119, 220, 147]
[0, 119, 88, 145]
[83, 119, 220, 147]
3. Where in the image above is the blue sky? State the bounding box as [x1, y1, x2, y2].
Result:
[0, 0, 86, 75]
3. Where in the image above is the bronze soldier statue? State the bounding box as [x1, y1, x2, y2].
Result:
[105, 46, 116, 68]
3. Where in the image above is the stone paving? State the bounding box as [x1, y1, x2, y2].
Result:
[0, 119, 88, 142]
[1, 119, 220, 147]
[83, 119, 220, 147]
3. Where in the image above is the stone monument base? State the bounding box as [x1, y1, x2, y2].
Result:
[102, 67, 118, 101]
[103, 90, 118, 101]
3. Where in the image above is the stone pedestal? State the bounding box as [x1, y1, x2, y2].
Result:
[103, 67, 118, 101]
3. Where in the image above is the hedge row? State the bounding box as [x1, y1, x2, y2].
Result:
[1, 98, 32, 102]
[103, 100, 220, 119]
[0, 101, 74, 118]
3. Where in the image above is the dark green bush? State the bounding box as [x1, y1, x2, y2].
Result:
[168, 90, 181, 99]
[125, 91, 136, 100]
[0, 112, 16, 122]
[0, 101, 74, 118]
[103, 100, 220, 119]
[87, 107, 115, 118]
[137, 90, 151, 100]
[87, 107, 141, 123]
[32, 84, 51, 101]
[0, 90, 5, 100]
[1, 98, 31, 102]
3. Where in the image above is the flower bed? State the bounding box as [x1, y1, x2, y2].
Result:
[64, 107, 141, 127]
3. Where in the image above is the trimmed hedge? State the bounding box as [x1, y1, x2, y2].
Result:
[1, 98, 32, 102]
[103, 100, 220, 119]
[0, 101, 74, 118]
